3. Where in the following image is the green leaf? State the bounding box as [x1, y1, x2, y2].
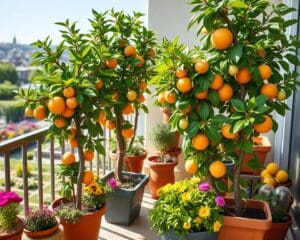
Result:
[230, 99, 245, 112]
[208, 90, 219, 106]
[95, 141, 105, 155]
[247, 155, 262, 170]
[228, 44, 243, 64]
[232, 120, 246, 132]
[239, 139, 253, 154]
[256, 95, 268, 106]
[215, 180, 229, 193]
[206, 125, 221, 142]
[229, 0, 249, 8]
[285, 54, 300, 65]
[211, 115, 227, 125]
[186, 121, 199, 138]
[199, 103, 210, 120]
[82, 89, 97, 97]
[82, 46, 91, 58]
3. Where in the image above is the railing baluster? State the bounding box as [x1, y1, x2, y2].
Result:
[108, 130, 112, 171]
[50, 138, 55, 202]
[22, 145, 29, 216]
[96, 152, 100, 177]
[4, 152, 11, 192]
[37, 138, 43, 209]
[103, 130, 107, 175]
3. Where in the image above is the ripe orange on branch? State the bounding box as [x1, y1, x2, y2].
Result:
[122, 128, 134, 138]
[124, 45, 136, 57]
[195, 90, 208, 100]
[210, 74, 224, 90]
[54, 117, 66, 128]
[63, 87, 75, 98]
[210, 28, 233, 50]
[83, 149, 94, 161]
[66, 97, 78, 109]
[185, 159, 198, 175]
[235, 68, 252, 84]
[164, 91, 177, 104]
[33, 105, 46, 120]
[62, 152, 75, 166]
[254, 115, 273, 133]
[122, 103, 134, 115]
[82, 171, 94, 185]
[139, 81, 147, 91]
[62, 107, 75, 118]
[127, 90, 137, 101]
[260, 83, 278, 100]
[258, 64, 272, 80]
[95, 79, 104, 90]
[25, 106, 34, 117]
[48, 97, 66, 114]
[218, 83, 233, 102]
[157, 92, 166, 104]
[192, 134, 209, 150]
[195, 59, 209, 74]
[175, 69, 188, 78]
[209, 160, 226, 178]
[106, 59, 118, 69]
[176, 77, 192, 93]
[221, 124, 238, 139]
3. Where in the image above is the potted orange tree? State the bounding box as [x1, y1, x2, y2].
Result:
[90, 10, 156, 225]
[152, 0, 299, 239]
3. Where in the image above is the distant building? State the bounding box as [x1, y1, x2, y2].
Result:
[12, 36, 17, 45]
[16, 66, 38, 84]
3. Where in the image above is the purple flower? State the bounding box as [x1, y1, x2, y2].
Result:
[199, 182, 211, 192]
[0, 191, 23, 207]
[107, 178, 117, 189]
[215, 196, 225, 207]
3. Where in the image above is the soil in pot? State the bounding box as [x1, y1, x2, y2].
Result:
[0, 217, 24, 240]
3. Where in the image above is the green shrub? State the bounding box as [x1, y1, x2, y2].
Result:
[0, 81, 17, 100]
[4, 105, 25, 123]
[15, 164, 32, 177]
[27, 151, 34, 160]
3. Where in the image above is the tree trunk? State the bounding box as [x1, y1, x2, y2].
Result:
[114, 108, 125, 182]
[75, 117, 85, 210]
[128, 109, 139, 151]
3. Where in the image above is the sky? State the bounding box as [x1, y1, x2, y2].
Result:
[0, 0, 148, 44]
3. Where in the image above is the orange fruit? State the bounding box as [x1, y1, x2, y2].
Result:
[235, 68, 252, 84]
[48, 97, 66, 114]
[83, 149, 94, 161]
[260, 83, 278, 100]
[95, 79, 104, 90]
[82, 171, 94, 185]
[218, 83, 233, 102]
[127, 90, 137, 101]
[164, 91, 177, 104]
[62, 152, 75, 166]
[67, 128, 76, 140]
[180, 104, 192, 114]
[176, 69, 188, 78]
[136, 55, 144, 67]
[261, 169, 270, 178]
[106, 120, 116, 130]
[210, 28, 233, 50]
[66, 97, 78, 109]
[63, 87, 75, 98]
[62, 107, 75, 118]
[33, 105, 46, 120]
[209, 160, 226, 178]
[118, 38, 127, 49]
[263, 176, 277, 186]
[176, 77, 192, 93]
[122, 128, 134, 138]
[275, 170, 289, 183]
[266, 162, 279, 176]
[69, 138, 78, 148]
[106, 59, 118, 69]
[122, 103, 134, 115]
[178, 118, 189, 130]
[157, 92, 166, 104]
[25, 106, 34, 117]
[139, 81, 147, 91]
[195, 59, 209, 74]
[54, 117, 66, 128]
[124, 45, 136, 57]
[97, 111, 106, 126]
[112, 91, 120, 101]
[192, 134, 209, 150]
[185, 159, 198, 175]
[221, 124, 238, 139]
[258, 64, 272, 80]
[210, 74, 224, 90]
[258, 49, 267, 58]
[137, 94, 145, 103]
[254, 115, 273, 133]
[228, 65, 239, 76]
[195, 90, 208, 100]
[147, 48, 156, 59]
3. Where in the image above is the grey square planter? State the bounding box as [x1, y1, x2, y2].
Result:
[162, 231, 218, 240]
[102, 171, 149, 225]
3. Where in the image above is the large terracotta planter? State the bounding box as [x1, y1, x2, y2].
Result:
[23, 222, 59, 239]
[51, 197, 105, 240]
[264, 216, 292, 240]
[125, 152, 147, 173]
[218, 198, 272, 240]
[0, 217, 23, 240]
[162, 230, 218, 240]
[147, 157, 178, 199]
[240, 136, 271, 175]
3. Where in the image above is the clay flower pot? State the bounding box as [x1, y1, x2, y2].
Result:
[147, 156, 178, 199]
[264, 215, 293, 240]
[0, 217, 24, 240]
[23, 222, 59, 239]
[51, 197, 105, 240]
[125, 152, 147, 173]
[160, 107, 173, 124]
[218, 198, 272, 240]
[240, 136, 271, 175]
[162, 230, 218, 240]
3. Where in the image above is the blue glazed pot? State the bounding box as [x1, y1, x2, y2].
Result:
[161, 231, 218, 240]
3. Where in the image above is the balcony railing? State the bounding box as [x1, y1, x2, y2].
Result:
[0, 126, 112, 215]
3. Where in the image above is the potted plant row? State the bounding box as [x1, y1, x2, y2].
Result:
[151, 0, 299, 239]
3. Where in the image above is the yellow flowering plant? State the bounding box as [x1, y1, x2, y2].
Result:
[149, 179, 224, 238]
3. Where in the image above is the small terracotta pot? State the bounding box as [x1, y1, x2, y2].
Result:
[218, 198, 272, 240]
[23, 222, 59, 239]
[240, 136, 271, 175]
[264, 216, 293, 240]
[51, 197, 105, 240]
[0, 217, 24, 240]
[125, 152, 147, 173]
[147, 156, 178, 199]
[160, 107, 173, 124]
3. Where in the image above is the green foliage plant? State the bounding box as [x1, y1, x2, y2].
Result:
[0, 63, 18, 85]
[151, 0, 299, 216]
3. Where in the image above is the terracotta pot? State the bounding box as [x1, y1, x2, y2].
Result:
[218, 198, 272, 240]
[125, 152, 147, 173]
[160, 107, 173, 124]
[240, 136, 271, 175]
[162, 230, 218, 240]
[51, 197, 105, 240]
[264, 216, 292, 240]
[23, 222, 59, 239]
[0, 217, 23, 240]
[147, 156, 178, 199]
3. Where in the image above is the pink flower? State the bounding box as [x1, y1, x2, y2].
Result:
[215, 196, 225, 207]
[199, 182, 211, 192]
[0, 191, 23, 207]
[107, 178, 117, 189]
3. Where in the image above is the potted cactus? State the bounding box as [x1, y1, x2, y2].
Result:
[152, 0, 299, 239]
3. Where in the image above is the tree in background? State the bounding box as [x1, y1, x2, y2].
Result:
[0, 63, 18, 84]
